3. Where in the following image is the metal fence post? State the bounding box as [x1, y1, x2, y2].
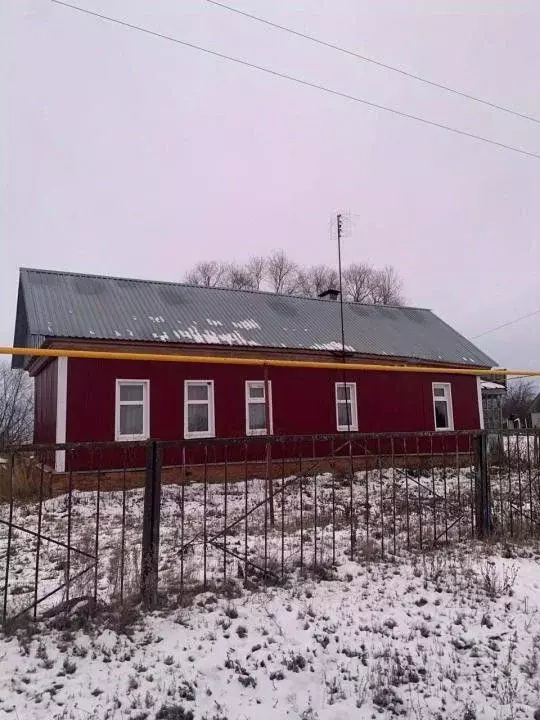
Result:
[141, 440, 161, 608]
[475, 433, 491, 538]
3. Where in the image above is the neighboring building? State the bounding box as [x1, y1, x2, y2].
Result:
[12, 268, 497, 471]
[530, 393, 540, 429]
[481, 380, 506, 430]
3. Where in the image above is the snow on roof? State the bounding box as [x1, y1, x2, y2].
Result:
[481, 381, 506, 391]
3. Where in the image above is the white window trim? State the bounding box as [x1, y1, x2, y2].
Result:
[115, 379, 150, 442]
[476, 377, 485, 430]
[184, 380, 215, 439]
[245, 380, 273, 436]
[432, 382, 454, 431]
[335, 382, 358, 432]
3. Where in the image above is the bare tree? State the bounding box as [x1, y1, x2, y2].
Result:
[503, 379, 536, 423]
[246, 256, 266, 290]
[222, 263, 257, 291]
[343, 263, 373, 303]
[297, 265, 339, 297]
[184, 253, 405, 305]
[0, 363, 33, 449]
[367, 265, 404, 305]
[265, 250, 300, 295]
[185, 260, 226, 288]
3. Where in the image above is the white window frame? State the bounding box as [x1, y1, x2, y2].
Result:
[184, 380, 215, 439]
[432, 382, 454, 431]
[115, 379, 150, 441]
[335, 382, 358, 432]
[245, 380, 273, 436]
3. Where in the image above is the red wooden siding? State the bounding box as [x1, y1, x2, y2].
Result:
[58, 357, 481, 470]
[34, 359, 57, 444]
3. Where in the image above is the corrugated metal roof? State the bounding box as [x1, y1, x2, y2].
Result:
[13, 268, 496, 368]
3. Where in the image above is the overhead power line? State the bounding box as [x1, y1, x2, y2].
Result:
[206, 0, 540, 125]
[51, 1, 540, 160]
[472, 309, 540, 339]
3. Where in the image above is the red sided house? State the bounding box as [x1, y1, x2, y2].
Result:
[12, 269, 496, 473]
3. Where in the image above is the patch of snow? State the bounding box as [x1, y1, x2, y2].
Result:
[171, 325, 259, 347]
[482, 381, 506, 391]
[232, 319, 261, 331]
[206, 319, 223, 327]
[310, 341, 356, 352]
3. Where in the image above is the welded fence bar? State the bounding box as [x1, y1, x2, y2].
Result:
[404, 437, 410, 550]
[349, 440, 355, 558]
[94, 451, 102, 606]
[430, 435, 436, 547]
[243, 443, 248, 582]
[66, 461, 73, 606]
[378, 439, 384, 558]
[365, 455, 370, 554]
[331, 439, 336, 566]
[442, 437, 448, 544]
[119, 449, 127, 602]
[527, 433, 534, 530]
[2, 453, 14, 623]
[141, 441, 161, 608]
[204, 445, 209, 589]
[281, 447, 285, 580]
[507, 434, 514, 536]
[33, 461, 45, 620]
[263, 442, 268, 582]
[416, 435, 423, 551]
[391, 438, 396, 556]
[180, 446, 186, 594]
[455, 435, 462, 542]
[517, 432, 524, 532]
[475, 434, 490, 538]
[223, 445, 228, 583]
[313, 470, 318, 568]
[300, 458, 304, 570]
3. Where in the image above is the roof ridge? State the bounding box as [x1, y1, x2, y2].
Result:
[19, 267, 431, 312]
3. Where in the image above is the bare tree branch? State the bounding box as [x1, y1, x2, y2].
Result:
[222, 263, 257, 291]
[367, 265, 404, 305]
[503, 379, 536, 422]
[184, 254, 405, 305]
[298, 265, 339, 297]
[246, 256, 266, 290]
[343, 263, 373, 303]
[0, 362, 33, 449]
[265, 250, 300, 295]
[185, 261, 227, 288]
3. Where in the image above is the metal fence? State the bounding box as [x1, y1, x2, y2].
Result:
[0, 429, 539, 622]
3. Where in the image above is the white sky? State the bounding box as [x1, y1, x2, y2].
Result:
[1, 0, 539, 374]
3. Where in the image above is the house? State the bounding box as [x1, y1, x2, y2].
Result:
[530, 393, 540, 429]
[12, 268, 496, 472]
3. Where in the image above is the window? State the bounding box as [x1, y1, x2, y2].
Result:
[115, 380, 149, 441]
[184, 380, 215, 438]
[335, 382, 358, 431]
[432, 383, 454, 431]
[245, 381, 273, 435]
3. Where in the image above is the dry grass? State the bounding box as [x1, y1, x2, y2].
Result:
[0, 455, 52, 502]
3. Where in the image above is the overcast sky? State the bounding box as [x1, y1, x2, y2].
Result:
[2, 0, 539, 375]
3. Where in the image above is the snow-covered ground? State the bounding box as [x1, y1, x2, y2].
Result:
[1, 458, 539, 719]
[2, 546, 540, 719]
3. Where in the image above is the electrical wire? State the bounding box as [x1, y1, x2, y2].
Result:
[472, 309, 540, 339]
[50, 0, 540, 160]
[205, 0, 540, 125]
